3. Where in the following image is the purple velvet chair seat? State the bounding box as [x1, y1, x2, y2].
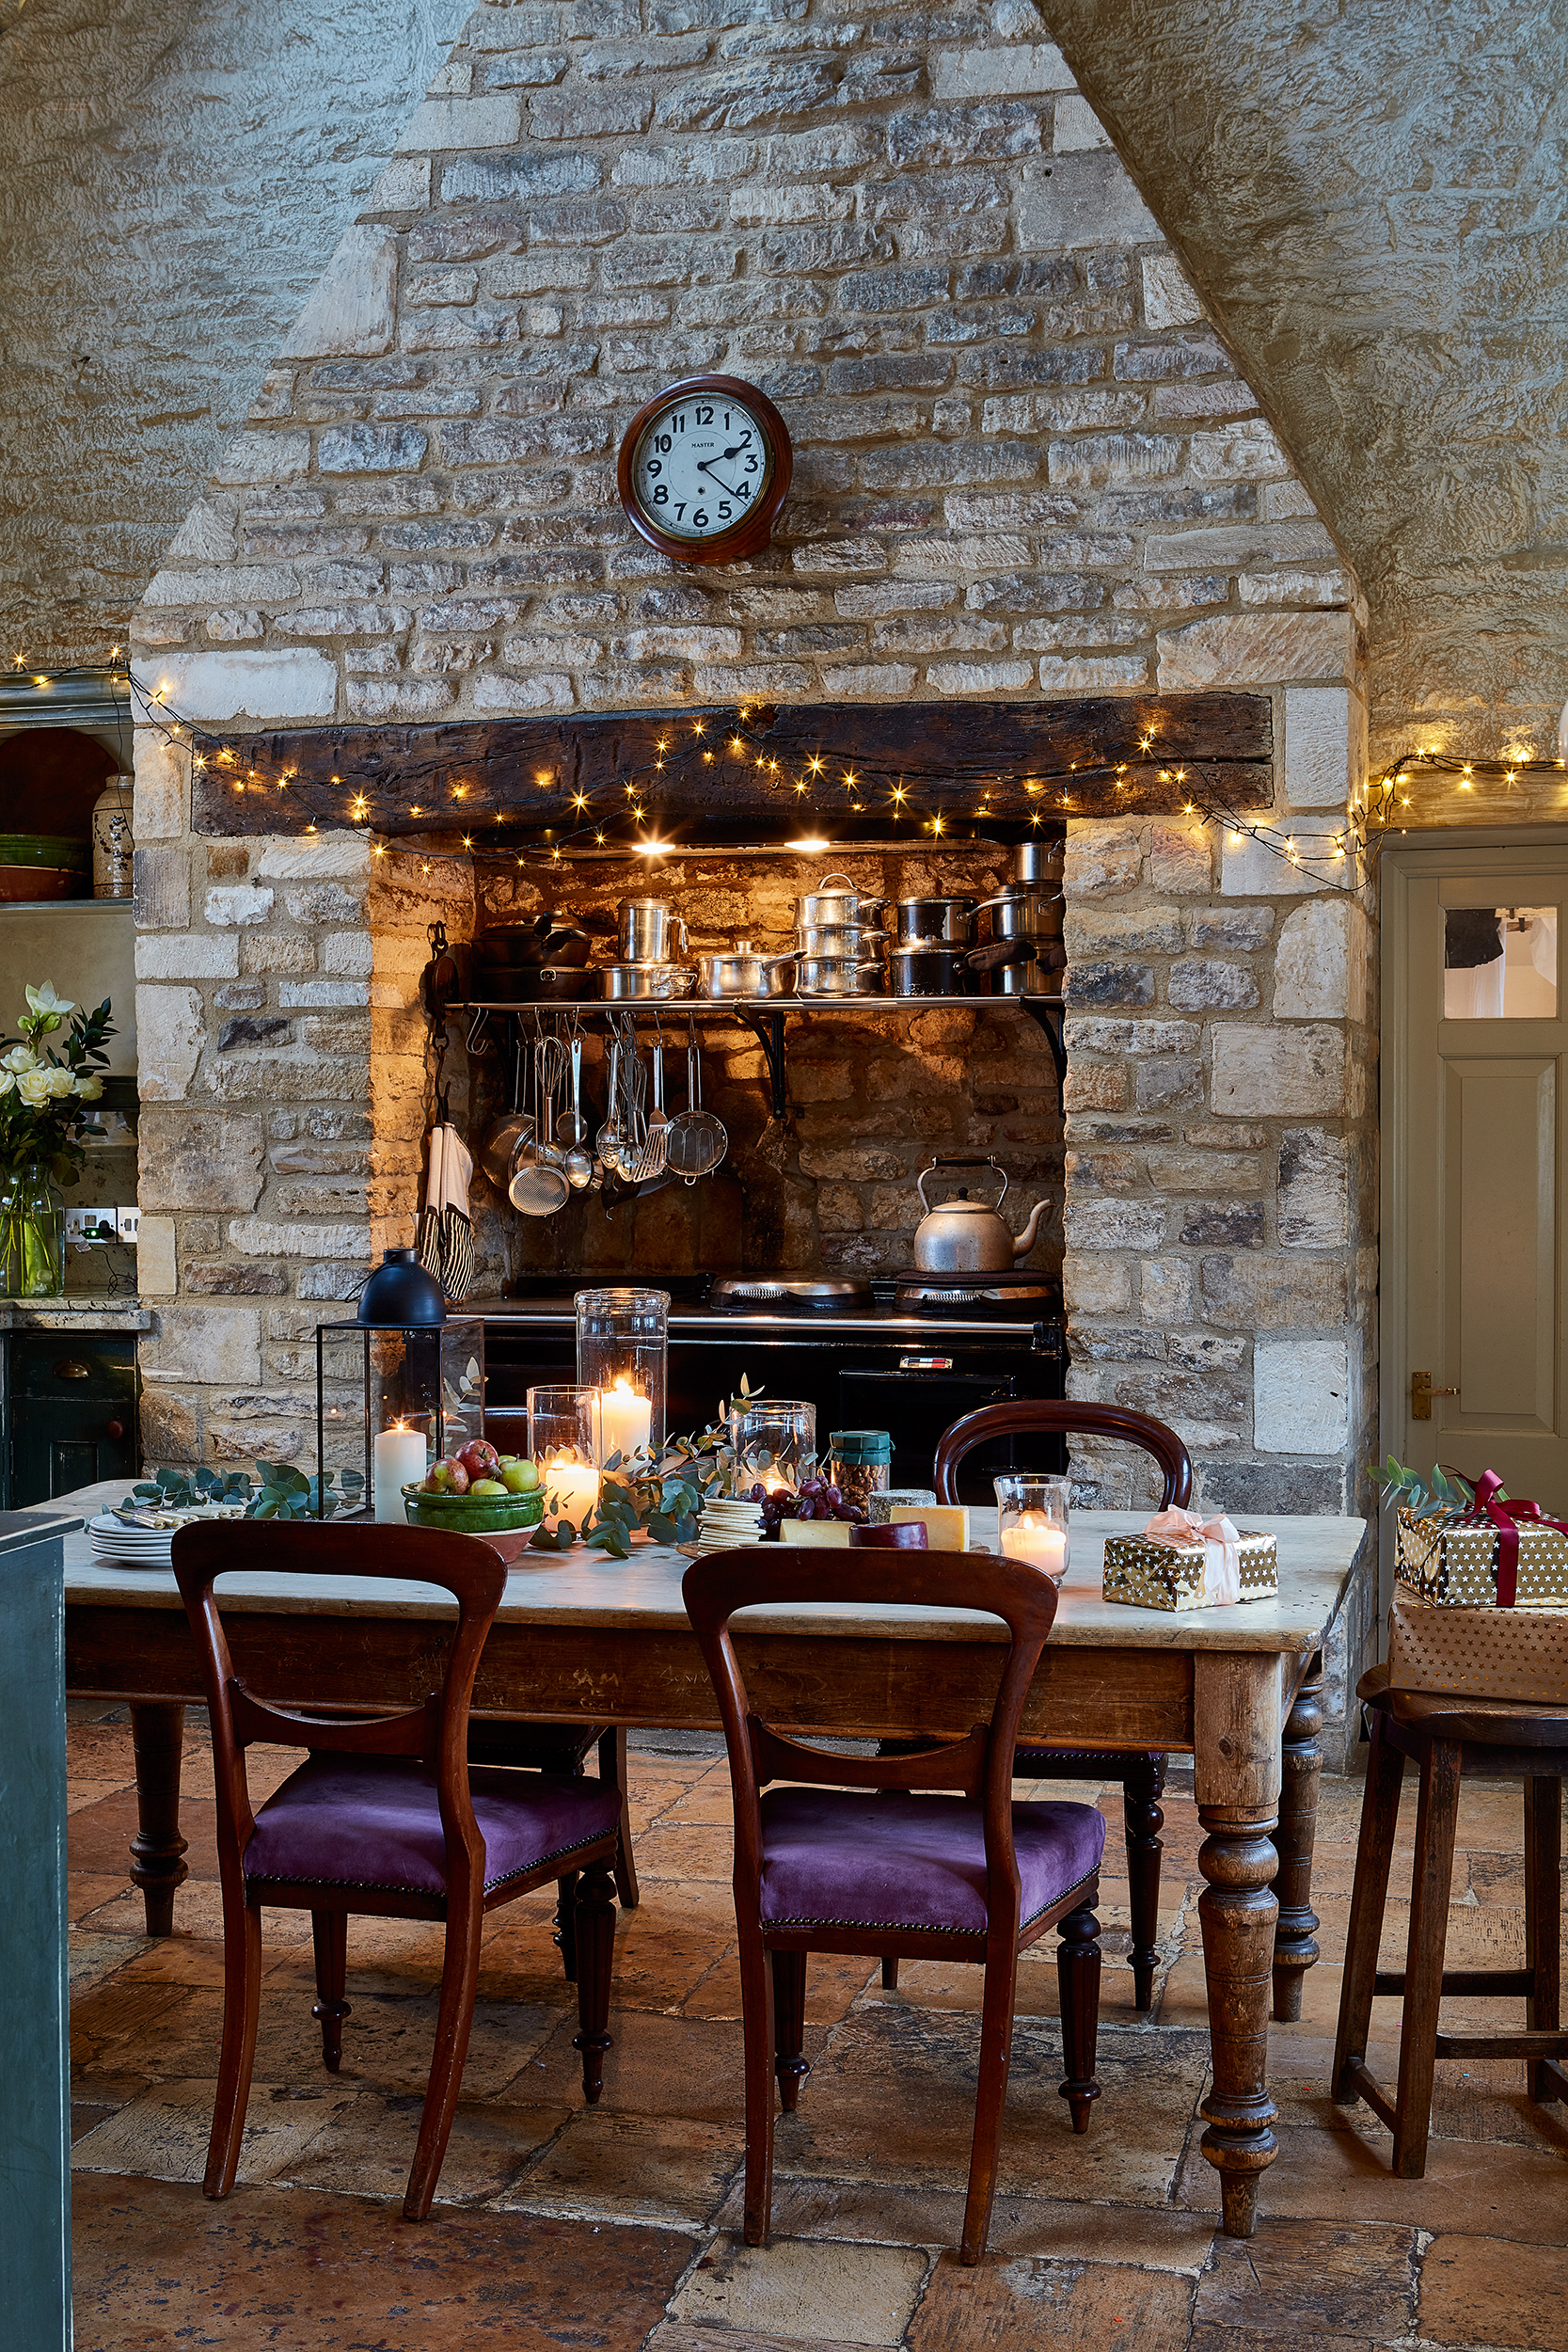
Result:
[245, 1754, 624, 1900]
[758, 1788, 1106, 1937]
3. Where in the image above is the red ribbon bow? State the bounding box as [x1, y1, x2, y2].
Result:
[1467, 1469, 1567, 1607]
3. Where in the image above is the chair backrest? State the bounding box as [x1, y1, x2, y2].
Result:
[172, 1520, 506, 1888]
[682, 1546, 1060, 1939]
[933, 1400, 1193, 1510]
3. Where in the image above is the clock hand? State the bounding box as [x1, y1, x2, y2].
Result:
[695, 459, 745, 497]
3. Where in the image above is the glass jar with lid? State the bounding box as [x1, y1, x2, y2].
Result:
[827, 1428, 893, 1512]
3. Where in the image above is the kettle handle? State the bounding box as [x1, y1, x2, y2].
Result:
[915, 1155, 1008, 1212]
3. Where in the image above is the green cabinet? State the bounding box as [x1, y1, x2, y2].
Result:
[7, 1331, 138, 1507]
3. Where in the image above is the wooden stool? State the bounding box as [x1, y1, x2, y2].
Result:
[1332, 1664, 1567, 2176]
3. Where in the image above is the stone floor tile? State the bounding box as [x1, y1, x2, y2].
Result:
[252, 1987, 564, 2102]
[907, 2248, 1194, 2351]
[71, 2076, 356, 2187]
[682, 1947, 874, 2025]
[500, 2110, 740, 2230]
[645, 2329, 877, 2352]
[715, 2173, 1217, 2267]
[69, 1871, 135, 1924]
[68, 1776, 135, 1817]
[278, 2089, 565, 2207]
[669, 2232, 928, 2344]
[68, 1788, 219, 1880]
[1176, 2111, 1568, 2242]
[1192, 2214, 1418, 2342]
[527, 2006, 752, 2125]
[776, 2009, 1209, 2205]
[629, 1823, 737, 1883]
[69, 1933, 149, 1998]
[70, 2172, 692, 2350]
[1418, 2233, 1568, 2351]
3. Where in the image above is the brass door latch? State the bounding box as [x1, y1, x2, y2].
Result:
[1411, 1371, 1460, 1421]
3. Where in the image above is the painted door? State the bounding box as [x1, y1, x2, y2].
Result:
[1401, 853, 1568, 1512]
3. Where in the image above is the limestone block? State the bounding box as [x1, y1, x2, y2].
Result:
[1019, 151, 1158, 249]
[135, 988, 205, 1101]
[138, 1110, 267, 1213]
[1156, 610, 1354, 689]
[242, 934, 315, 976]
[1167, 960, 1259, 1010]
[931, 42, 1074, 99]
[1186, 420, 1291, 482]
[281, 225, 397, 360]
[1053, 93, 1110, 151]
[131, 652, 336, 723]
[1179, 1200, 1264, 1247]
[1062, 1252, 1132, 1314]
[1255, 1339, 1350, 1453]
[1283, 686, 1358, 809]
[1065, 905, 1183, 955]
[1221, 829, 1347, 898]
[206, 612, 263, 643]
[473, 672, 576, 713]
[1068, 962, 1154, 1009]
[136, 1216, 177, 1297]
[140, 1305, 262, 1388]
[1141, 252, 1204, 329]
[1064, 1200, 1166, 1251]
[1275, 898, 1358, 1019]
[1203, 1460, 1346, 1516]
[1135, 1058, 1201, 1110]
[1211, 1024, 1346, 1116]
[204, 884, 275, 929]
[133, 847, 191, 932]
[255, 836, 371, 882]
[165, 501, 239, 564]
[133, 730, 188, 842]
[211, 432, 311, 486]
[135, 933, 239, 981]
[318, 424, 429, 475]
[1198, 1252, 1350, 1329]
[1277, 1127, 1349, 1248]
[1239, 565, 1351, 607]
[140, 1388, 200, 1464]
[279, 980, 370, 1009]
[296, 1262, 373, 1300]
[229, 1217, 373, 1258]
[1037, 653, 1148, 690]
[1150, 821, 1212, 895]
[395, 93, 523, 151]
[1062, 1061, 1130, 1112]
[361, 155, 430, 215]
[323, 933, 374, 978]
[1064, 823, 1142, 898]
[1140, 1258, 1193, 1322]
[1187, 906, 1274, 949]
[143, 564, 299, 609]
[1146, 1150, 1262, 1194]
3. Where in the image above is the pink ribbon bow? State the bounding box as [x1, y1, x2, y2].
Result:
[1141, 1505, 1242, 1605]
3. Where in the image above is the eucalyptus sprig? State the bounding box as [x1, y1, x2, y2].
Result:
[123, 1461, 365, 1520]
[1370, 1456, 1491, 1524]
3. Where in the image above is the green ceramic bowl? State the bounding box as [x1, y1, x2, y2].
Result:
[401, 1483, 546, 1534]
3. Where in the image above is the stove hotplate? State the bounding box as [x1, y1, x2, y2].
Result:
[708, 1273, 873, 1312]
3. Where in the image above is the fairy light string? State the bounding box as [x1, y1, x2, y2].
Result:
[8, 652, 1362, 886]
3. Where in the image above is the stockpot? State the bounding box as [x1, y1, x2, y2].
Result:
[793, 923, 886, 959]
[794, 870, 886, 929]
[894, 895, 976, 946]
[795, 954, 884, 998]
[889, 944, 968, 997]
[599, 962, 696, 1000]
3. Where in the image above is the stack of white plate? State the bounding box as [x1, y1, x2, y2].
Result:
[694, 1497, 768, 1553]
[88, 1511, 181, 1567]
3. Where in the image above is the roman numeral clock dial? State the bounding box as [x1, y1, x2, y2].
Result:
[617, 374, 793, 567]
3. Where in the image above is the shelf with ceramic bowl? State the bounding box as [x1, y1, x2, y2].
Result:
[451, 993, 1065, 1117]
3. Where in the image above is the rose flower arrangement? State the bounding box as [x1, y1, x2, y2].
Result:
[0, 983, 114, 1295]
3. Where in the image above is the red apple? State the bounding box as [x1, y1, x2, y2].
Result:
[446, 1459, 470, 1493]
[457, 1439, 499, 1483]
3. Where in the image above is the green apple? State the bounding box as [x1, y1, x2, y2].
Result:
[500, 1458, 540, 1494]
[468, 1477, 508, 1497]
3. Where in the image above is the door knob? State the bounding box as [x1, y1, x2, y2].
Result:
[1411, 1371, 1460, 1421]
[106, 1419, 125, 1442]
[54, 1358, 91, 1380]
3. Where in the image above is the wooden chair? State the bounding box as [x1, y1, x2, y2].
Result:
[683, 1545, 1106, 2266]
[1332, 1663, 1566, 2175]
[932, 1398, 1193, 2011]
[172, 1519, 623, 2220]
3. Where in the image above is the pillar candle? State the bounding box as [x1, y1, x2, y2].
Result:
[599, 1376, 652, 1464]
[1001, 1515, 1069, 1581]
[373, 1422, 428, 1523]
[543, 1454, 599, 1533]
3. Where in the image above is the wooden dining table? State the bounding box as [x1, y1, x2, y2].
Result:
[54, 1480, 1367, 2240]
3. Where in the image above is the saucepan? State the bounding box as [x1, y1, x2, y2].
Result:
[696, 942, 797, 999]
[793, 924, 886, 960]
[599, 962, 696, 1000]
[894, 896, 976, 946]
[795, 954, 885, 998]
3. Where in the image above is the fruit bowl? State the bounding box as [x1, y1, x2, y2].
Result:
[402, 1484, 546, 1534]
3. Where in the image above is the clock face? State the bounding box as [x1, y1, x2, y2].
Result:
[629, 390, 775, 544]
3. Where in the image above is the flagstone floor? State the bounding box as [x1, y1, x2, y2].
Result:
[66, 1701, 1568, 2352]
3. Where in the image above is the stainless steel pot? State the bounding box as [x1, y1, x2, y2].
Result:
[795, 954, 884, 998]
[974, 883, 1059, 942]
[794, 870, 886, 929]
[696, 942, 797, 999]
[890, 945, 968, 997]
[618, 898, 688, 962]
[894, 895, 976, 946]
[793, 923, 886, 959]
[599, 961, 696, 1000]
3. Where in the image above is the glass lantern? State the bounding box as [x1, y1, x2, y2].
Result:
[316, 1317, 487, 1522]
[575, 1286, 668, 1462]
[993, 1472, 1070, 1581]
[529, 1383, 602, 1532]
[730, 1398, 816, 1497]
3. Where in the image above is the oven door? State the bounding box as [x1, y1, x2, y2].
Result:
[836, 1367, 1066, 1500]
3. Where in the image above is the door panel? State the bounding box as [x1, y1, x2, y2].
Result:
[1445, 1058, 1555, 1427]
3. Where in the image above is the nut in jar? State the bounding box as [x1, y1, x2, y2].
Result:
[827, 1428, 893, 1511]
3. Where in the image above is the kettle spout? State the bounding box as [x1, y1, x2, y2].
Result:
[1012, 1197, 1048, 1262]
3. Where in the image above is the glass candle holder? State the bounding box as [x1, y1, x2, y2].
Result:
[528, 1384, 602, 1533]
[994, 1473, 1070, 1582]
[575, 1286, 668, 1462]
[730, 1398, 816, 1496]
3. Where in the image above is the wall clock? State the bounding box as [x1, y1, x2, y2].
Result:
[617, 374, 792, 566]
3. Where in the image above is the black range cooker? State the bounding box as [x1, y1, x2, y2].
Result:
[477, 1270, 1067, 1502]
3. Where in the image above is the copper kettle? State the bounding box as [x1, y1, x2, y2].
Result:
[912, 1156, 1047, 1273]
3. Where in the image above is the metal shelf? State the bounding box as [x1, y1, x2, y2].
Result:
[452, 993, 1066, 1118]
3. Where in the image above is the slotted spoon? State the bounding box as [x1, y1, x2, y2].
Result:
[665, 1018, 728, 1184]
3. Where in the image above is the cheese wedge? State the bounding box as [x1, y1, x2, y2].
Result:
[779, 1518, 854, 1546]
[890, 1503, 971, 1549]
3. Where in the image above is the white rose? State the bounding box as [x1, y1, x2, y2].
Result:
[45, 1065, 76, 1098]
[17, 1067, 54, 1108]
[2, 1045, 36, 1074]
[73, 1073, 104, 1102]
[0, 1072, 15, 1097]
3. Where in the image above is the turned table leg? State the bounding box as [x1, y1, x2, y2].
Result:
[128, 1700, 188, 1937]
[1272, 1655, 1324, 2022]
[1194, 1650, 1283, 2238]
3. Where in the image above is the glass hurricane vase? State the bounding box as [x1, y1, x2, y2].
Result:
[0, 1162, 65, 1297]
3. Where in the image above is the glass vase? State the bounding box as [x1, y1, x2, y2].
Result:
[0, 1163, 64, 1298]
[575, 1287, 668, 1461]
[994, 1472, 1070, 1582]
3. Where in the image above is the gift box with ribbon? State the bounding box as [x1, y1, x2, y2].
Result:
[1387, 1589, 1568, 1704]
[1394, 1469, 1568, 1608]
[1102, 1507, 1279, 1613]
